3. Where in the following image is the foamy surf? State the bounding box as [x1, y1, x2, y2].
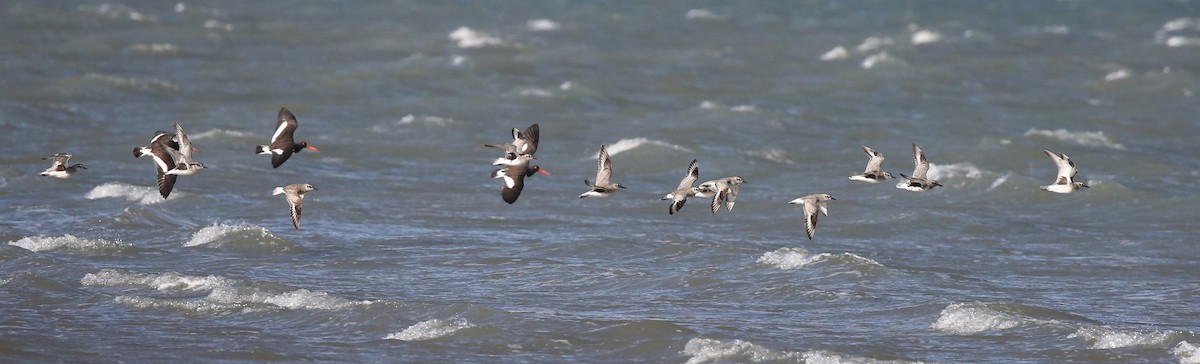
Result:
[926, 162, 984, 181]
[1067, 325, 1179, 350]
[932, 302, 1030, 335]
[384, 318, 475, 341]
[86, 182, 167, 205]
[185, 222, 281, 247]
[1024, 128, 1126, 150]
[603, 138, 693, 157]
[190, 129, 255, 140]
[756, 247, 882, 271]
[449, 26, 503, 48]
[1175, 341, 1200, 364]
[81, 269, 371, 312]
[682, 337, 914, 364]
[8, 234, 132, 253]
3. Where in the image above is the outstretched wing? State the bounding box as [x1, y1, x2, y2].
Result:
[595, 144, 613, 185]
[676, 159, 699, 190]
[863, 146, 885, 173]
[912, 144, 930, 180]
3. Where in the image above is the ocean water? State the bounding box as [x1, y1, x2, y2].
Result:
[3, 1, 1200, 362]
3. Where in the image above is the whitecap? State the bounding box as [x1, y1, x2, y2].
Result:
[85, 182, 167, 205]
[190, 129, 255, 140]
[77, 3, 157, 22]
[729, 105, 756, 112]
[861, 51, 896, 69]
[84, 73, 179, 92]
[203, 19, 234, 31]
[82, 269, 230, 291]
[912, 30, 942, 45]
[931, 302, 1023, 335]
[1174, 341, 1200, 364]
[518, 88, 554, 98]
[682, 337, 800, 364]
[819, 46, 849, 61]
[384, 318, 475, 341]
[856, 36, 894, 52]
[926, 162, 983, 181]
[527, 19, 560, 31]
[8, 234, 131, 252]
[986, 172, 1010, 192]
[685, 9, 720, 20]
[184, 222, 276, 247]
[1067, 326, 1178, 350]
[1023, 128, 1126, 150]
[757, 247, 881, 270]
[83, 269, 370, 311]
[1166, 36, 1200, 48]
[1042, 25, 1070, 34]
[1104, 69, 1129, 82]
[127, 43, 180, 54]
[449, 26, 504, 48]
[559, 81, 573, 91]
[603, 138, 693, 157]
[744, 148, 794, 164]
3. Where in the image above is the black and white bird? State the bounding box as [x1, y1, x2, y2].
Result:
[492, 162, 550, 204]
[848, 145, 893, 183]
[696, 176, 746, 214]
[788, 193, 836, 240]
[485, 123, 539, 165]
[256, 108, 319, 168]
[1040, 149, 1089, 193]
[272, 183, 318, 229]
[661, 159, 699, 215]
[897, 143, 943, 192]
[579, 144, 625, 198]
[133, 130, 182, 198]
[39, 153, 86, 179]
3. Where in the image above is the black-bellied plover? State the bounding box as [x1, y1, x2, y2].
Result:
[1040, 149, 1089, 193]
[696, 176, 746, 214]
[848, 145, 893, 183]
[661, 159, 699, 215]
[485, 123, 539, 166]
[39, 153, 86, 179]
[897, 143, 942, 192]
[272, 183, 318, 229]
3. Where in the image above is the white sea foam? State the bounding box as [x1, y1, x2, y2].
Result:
[449, 26, 503, 48]
[128, 43, 180, 54]
[190, 129, 254, 140]
[931, 302, 1023, 334]
[1166, 36, 1200, 48]
[911, 30, 942, 45]
[861, 52, 896, 69]
[77, 3, 157, 22]
[745, 148, 794, 164]
[1042, 25, 1071, 34]
[729, 105, 756, 112]
[8, 234, 132, 252]
[927, 162, 983, 181]
[84, 73, 179, 92]
[1156, 18, 1200, 46]
[1104, 69, 1130, 82]
[856, 36, 894, 52]
[82, 269, 369, 311]
[757, 247, 881, 270]
[986, 172, 1010, 191]
[86, 182, 167, 205]
[682, 337, 800, 364]
[1023, 128, 1126, 150]
[1175, 341, 1200, 364]
[682, 337, 909, 364]
[819, 46, 849, 61]
[685, 9, 720, 20]
[203, 19, 234, 31]
[384, 318, 475, 341]
[604, 138, 693, 156]
[1067, 326, 1178, 349]
[185, 222, 276, 247]
[519, 88, 554, 98]
[527, 19, 560, 31]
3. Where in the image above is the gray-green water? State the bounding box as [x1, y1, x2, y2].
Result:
[3, 1, 1199, 362]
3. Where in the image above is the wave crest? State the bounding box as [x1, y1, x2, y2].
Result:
[757, 247, 882, 271]
[185, 222, 279, 247]
[931, 302, 1024, 335]
[384, 318, 474, 341]
[1024, 129, 1126, 150]
[1067, 326, 1179, 349]
[85, 182, 166, 205]
[8, 234, 132, 253]
[82, 269, 370, 312]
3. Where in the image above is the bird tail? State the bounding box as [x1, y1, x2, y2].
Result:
[255, 145, 270, 154]
[272, 187, 285, 195]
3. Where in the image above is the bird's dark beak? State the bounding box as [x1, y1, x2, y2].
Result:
[79, 165, 88, 170]
[618, 184, 627, 189]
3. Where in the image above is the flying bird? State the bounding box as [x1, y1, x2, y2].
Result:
[39, 153, 86, 179]
[788, 193, 835, 240]
[661, 159, 699, 215]
[848, 145, 893, 183]
[897, 143, 942, 192]
[256, 108, 319, 168]
[1040, 149, 1089, 193]
[579, 144, 625, 198]
[272, 183, 318, 229]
